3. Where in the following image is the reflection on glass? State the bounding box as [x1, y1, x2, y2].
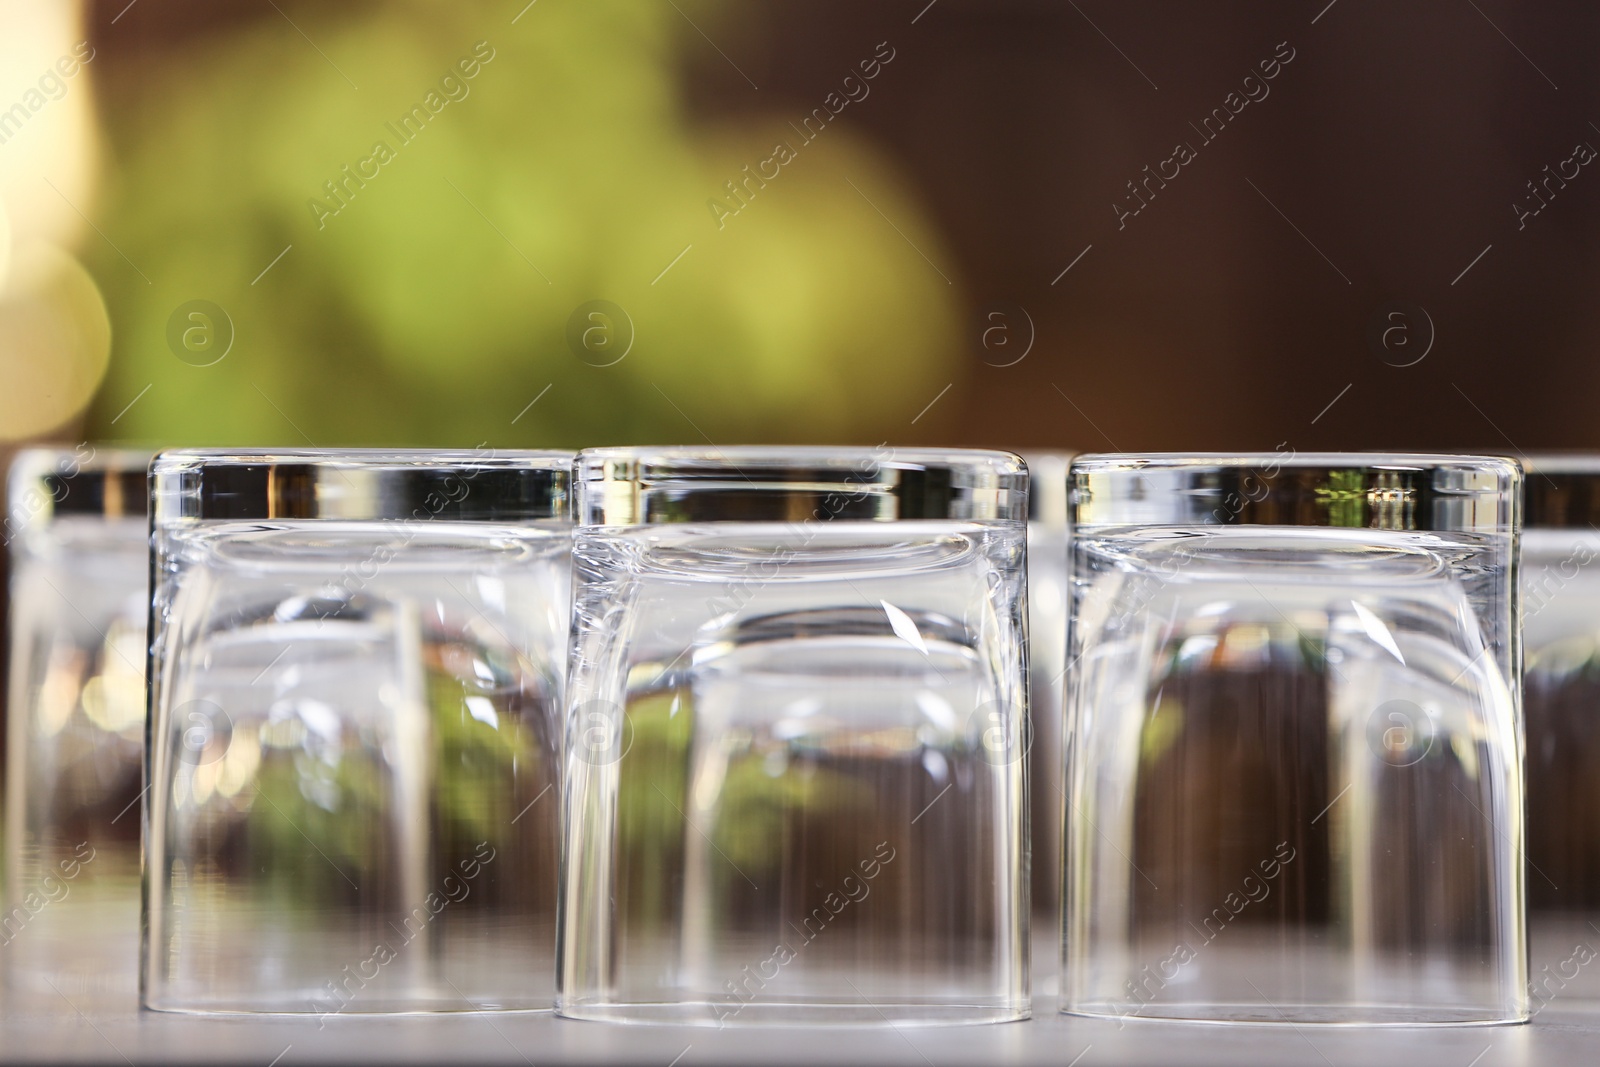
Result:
[1065, 454, 1525, 1024]
[559, 447, 1030, 1026]
[142, 450, 570, 1013]
[4, 448, 149, 1004]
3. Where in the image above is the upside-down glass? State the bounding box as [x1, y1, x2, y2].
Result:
[1022, 453, 1071, 933]
[144, 449, 571, 1013]
[558, 447, 1030, 1025]
[5, 448, 150, 1002]
[1521, 457, 1600, 1010]
[1064, 453, 1525, 1024]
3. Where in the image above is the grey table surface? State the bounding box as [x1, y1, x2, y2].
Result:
[3, 988, 1598, 1066]
[4, 926, 1598, 1066]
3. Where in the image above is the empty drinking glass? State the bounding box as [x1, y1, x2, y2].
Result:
[558, 446, 1030, 1025]
[1064, 453, 1525, 1024]
[4, 447, 150, 1002]
[1521, 456, 1600, 1011]
[143, 449, 571, 1013]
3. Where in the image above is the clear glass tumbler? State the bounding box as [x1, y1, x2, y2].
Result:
[558, 446, 1030, 1026]
[1022, 454, 1071, 935]
[1064, 453, 1525, 1025]
[1521, 457, 1600, 1012]
[5, 447, 150, 1003]
[143, 449, 571, 1014]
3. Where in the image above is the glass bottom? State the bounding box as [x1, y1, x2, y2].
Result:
[1062, 1001, 1526, 1026]
[556, 998, 1029, 1028]
[144, 996, 553, 1016]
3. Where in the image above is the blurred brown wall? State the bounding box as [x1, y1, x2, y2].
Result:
[678, 0, 1600, 456]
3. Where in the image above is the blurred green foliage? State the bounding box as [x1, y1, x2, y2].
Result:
[243, 652, 537, 904]
[712, 750, 869, 875]
[426, 654, 532, 850]
[250, 741, 388, 902]
[83, 0, 960, 447]
[617, 686, 873, 926]
[617, 689, 692, 931]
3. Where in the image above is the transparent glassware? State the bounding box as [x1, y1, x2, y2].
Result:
[558, 446, 1030, 1026]
[1521, 457, 1600, 1012]
[4, 447, 151, 1004]
[143, 449, 571, 1014]
[1063, 453, 1525, 1025]
[1022, 454, 1071, 936]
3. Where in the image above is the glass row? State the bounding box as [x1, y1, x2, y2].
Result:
[2, 446, 1586, 1026]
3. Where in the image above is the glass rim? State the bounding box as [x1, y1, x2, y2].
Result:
[1071, 451, 1518, 533]
[1521, 453, 1600, 471]
[576, 444, 1023, 470]
[152, 447, 573, 524]
[575, 445, 1027, 525]
[153, 446, 573, 468]
[6, 446, 153, 533]
[1071, 451, 1519, 473]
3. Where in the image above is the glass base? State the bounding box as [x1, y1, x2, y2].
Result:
[144, 983, 553, 1015]
[144, 999, 554, 1016]
[1063, 1001, 1527, 1026]
[557, 999, 1029, 1028]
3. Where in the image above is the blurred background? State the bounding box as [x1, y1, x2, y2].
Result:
[3, 0, 1598, 459]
